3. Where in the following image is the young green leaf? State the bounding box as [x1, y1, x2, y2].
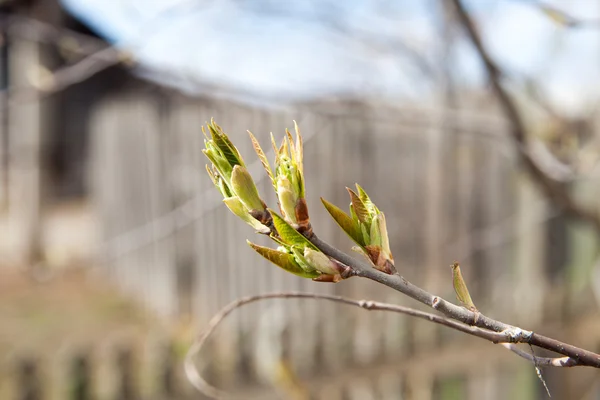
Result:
[223, 197, 269, 233]
[303, 248, 339, 275]
[321, 197, 362, 245]
[347, 188, 370, 224]
[293, 121, 303, 175]
[270, 210, 317, 250]
[207, 120, 244, 168]
[369, 214, 383, 247]
[451, 262, 477, 312]
[289, 246, 316, 274]
[230, 165, 264, 211]
[247, 130, 275, 188]
[355, 184, 377, 215]
[247, 241, 320, 278]
[276, 178, 298, 225]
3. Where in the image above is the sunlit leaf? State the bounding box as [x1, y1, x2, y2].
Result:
[370, 214, 382, 247]
[230, 165, 264, 211]
[285, 128, 295, 163]
[355, 184, 377, 215]
[321, 197, 363, 245]
[347, 188, 370, 224]
[451, 262, 477, 311]
[270, 210, 317, 250]
[207, 120, 244, 168]
[276, 183, 297, 225]
[247, 130, 275, 188]
[293, 121, 303, 175]
[289, 246, 316, 273]
[360, 223, 370, 245]
[270, 132, 278, 158]
[378, 212, 391, 256]
[247, 241, 319, 278]
[303, 248, 338, 275]
[223, 197, 269, 233]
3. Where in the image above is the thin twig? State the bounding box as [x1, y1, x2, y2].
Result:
[185, 292, 554, 399]
[307, 234, 600, 367]
[501, 343, 577, 367]
[450, 0, 600, 233]
[1, 45, 124, 106]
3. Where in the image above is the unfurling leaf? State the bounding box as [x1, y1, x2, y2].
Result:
[347, 188, 370, 224]
[377, 213, 391, 257]
[230, 165, 264, 211]
[451, 262, 477, 312]
[369, 214, 383, 247]
[223, 197, 269, 233]
[303, 248, 339, 276]
[321, 197, 362, 241]
[321, 197, 362, 245]
[267, 123, 308, 227]
[270, 210, 317, 250]
[355, 184, 376, 215]
[293, 121, 303, 175]
[277, 176, 298, 225]
[247, 241, 319, 278]
[207, 119, 245, 168]
[247, 130, 275, 189]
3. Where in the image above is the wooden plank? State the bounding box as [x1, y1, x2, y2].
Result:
[6, 36, 45, 266]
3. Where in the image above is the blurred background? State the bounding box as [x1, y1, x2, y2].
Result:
[1, 0, 600, 399]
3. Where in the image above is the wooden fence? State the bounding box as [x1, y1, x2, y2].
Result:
[81, 90, 600, 398]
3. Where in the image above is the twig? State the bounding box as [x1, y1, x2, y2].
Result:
[0, 0, 202, 107]
[1, 46, 124, 105]
[0, 15, 127, 107]
[307, 234, 600, 367]
[0, 14, 107, 53]
[185, 292, 564, 399]
[501, 343, 577, 367]
[450, 0, 600, 233]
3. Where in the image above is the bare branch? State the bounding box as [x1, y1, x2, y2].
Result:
[0, 15, 129, 106]
[501, 343, 577, 367]
[307, 234, 600, 368]
[1, 46, 125, 106]
[0, 14, 107, 52]
[449, 0, 600, 232]
[185, 292, 561, 399]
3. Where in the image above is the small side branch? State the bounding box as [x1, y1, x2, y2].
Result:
[185, 292, 537, 399]
[501, 343, 577, 367]
[308, 234, 600, 367]
[449, 0, 600, 233]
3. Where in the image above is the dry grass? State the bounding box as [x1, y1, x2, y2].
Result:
[0, 267, 154, 356]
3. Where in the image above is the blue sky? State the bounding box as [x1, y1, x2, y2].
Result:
[60, 0, 600, 112]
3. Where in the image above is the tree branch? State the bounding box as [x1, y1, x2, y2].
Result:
[500, 343, 578, 367]
[185, 291, 577, 399]
[0, 14, 128, 106]
[307, 234, 600, 368]
[449, 0, 600, 232]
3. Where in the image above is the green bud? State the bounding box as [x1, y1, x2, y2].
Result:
[202, 146, 234, 184]
[290, 246, 316, 274]
[223, 197, 269, 233]
[206, 165, 231, 198]
[303, 248, 339, 275]
[451, 262, 477, 312]
[360, 223, 370, 245]
[271, 124, 309, 228]
[230, 165, 265, 212]
[277, 176, 298, 225]
[247, 241, 320, 279]
[378, 212, 391, 258]
[370, 214, 383, 247]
